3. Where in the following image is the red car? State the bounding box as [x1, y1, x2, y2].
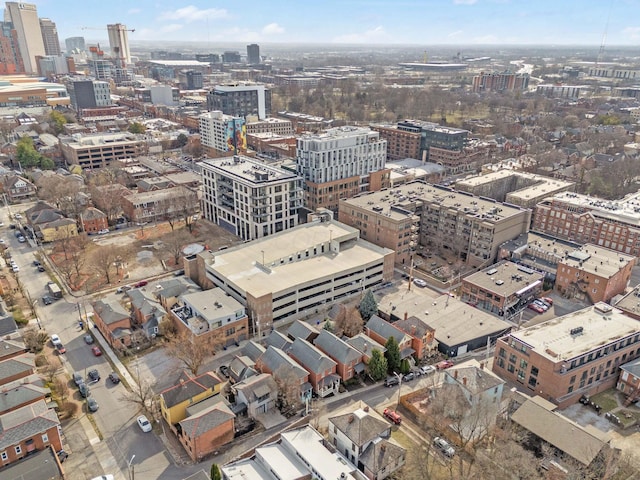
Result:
[134, 281, 148, 288]
[528, 303, 544, 314]
[91, 346, 102, 356]
[436, 360, 454, 370]
[541, 297, 554, 306]
[383, 408, 402, 425]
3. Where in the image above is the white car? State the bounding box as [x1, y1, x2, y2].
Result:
[137, 415, 152, 433]
[13, 214, 22, 220]
[50, 334, 62, 346]
[12, 265, 19, 273]
[413, 278, 427, 288]
[90, 476, 115, 480]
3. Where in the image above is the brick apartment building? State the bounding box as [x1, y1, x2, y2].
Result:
[493, 303, 640, 408]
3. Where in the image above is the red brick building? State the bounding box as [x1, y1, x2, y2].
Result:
[80, 207, 108, 234]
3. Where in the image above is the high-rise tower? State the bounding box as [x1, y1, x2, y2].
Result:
[5, 2, 45, 73]
[107, 23, 131, 67]
[39, 18, 60, 55]
[247, 43, 260, 65]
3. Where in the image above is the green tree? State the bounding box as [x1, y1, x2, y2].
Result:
[40, 157, 55, 170]
[400, 358, 411, 375]
[210, 464, 222, 480]
[128, 122, 146, 134]
[385, 336, 401, 374]
[15, 136, 41, 167]
[358, 289, 378, 321]
[49, 110, 67, 135]
[176, 133, 188, 147]
[367, 349, 388, 381]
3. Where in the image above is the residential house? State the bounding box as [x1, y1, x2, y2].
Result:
[91, 184, 132, 222]
[153, 277, 201, 312]
[0, 306, 18, 338]
[121, 186, 198, 224]
[232, 373, 278, 417]
[1, 447, 63, 479]
[228, 355, 257, 384]
[242, 341, 266, 363]
[92, 299, 133, 349]
[177, 396, 235, 462]
[0, 339, 27, 362]
[329, 404, 406, 480]
[255, 346, 312, 402]
[136, 176, 176, 192]
[127, 288, 166, 340]
[159, 371, 224, 426]
[0, 399, 62, 467]
[287, 320, 320, 343]
[288, 338, 339, 398]
[170, 288, 249, 348]
[264, 331, 292, 352]
[38, 217, 78, 243]
[347, 333, 387, 363]
[365, 315, 415, 362]
[393, 315, 438, 360]
[2, 175, 36, 202]
[0, 354, 36, 387]
[80, 207, 108, 234]
[0, 383, 49, 415]
[314, 330, 363, 381]
[617, 357, 640, 405]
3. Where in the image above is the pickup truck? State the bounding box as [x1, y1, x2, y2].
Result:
[383, 408, 402, 425]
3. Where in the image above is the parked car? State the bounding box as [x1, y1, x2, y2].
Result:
[134, 280, 148, 288]
[533, 299, 549, 311]
[90, 476, 114, 480]
[91, 346, 102, 356]
[17, 235, 26, 243]
[137, 415, 152, 432]
[73, 372, 83, 386]
[56, 450, 69, 463]
[541, 296, 554, 306]
[84, 334, 94, 344]
[11, 265, 19, 272]
[87, 398, 99, 412]
[108, 372, 120, 384]
[9, 224, 15, 229]
[13, 213, 22, 220]
[55, 343, 66, 354]
[537, 298, 552, 309]
[50, 334, 61, 347]
[413, 278, 427, 288]
[219, 365, 230, 378]
[436, 360, 454, 370]
[37, 265, 45, 272]
[42, 296, 53, 305]
[434, 437, 455, 457]
[98, 229, 109, 235]
[402, 372, 415, 382]
[420, 365, 437, 375]
[116, 285, 132, 294]
[87, 369, 100, 383]
[383, 408, 402, 425]
[527, 303, 544, 314]
[384, 376, 400, 387]
[78, 382, 90, 398]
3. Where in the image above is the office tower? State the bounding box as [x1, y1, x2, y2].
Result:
[5, 2, 46, 73]
[39, 18, 60, 55]
[68, 80, 112, 111]
[65, 36, 85, 53]
[0, 20, 24, 73]
[206, 83, 270, 120]
[247, 43, 260, 65]
[222, 51, 241, 63]
[199, 111, 246, 155]
[107, 23, 131, 67]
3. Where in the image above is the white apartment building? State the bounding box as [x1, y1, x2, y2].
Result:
[199, 111, 245, 154]
[200, 155, 303, 241]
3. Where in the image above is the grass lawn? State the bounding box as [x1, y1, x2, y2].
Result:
[590, 389, 620, 413]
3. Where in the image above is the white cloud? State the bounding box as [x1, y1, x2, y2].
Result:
[453, 0, 478, 4]
[262, 23, 284, 35]
[332, 26, 390, 44]
[157, 5, 229, 23]
[448, 30, 463, 38]
[623, 26, 640, 40]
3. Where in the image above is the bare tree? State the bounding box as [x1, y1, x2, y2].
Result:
[54, 376, 69, 404]
[68, 234, 90, 281]
[274, 364, 303, 411]
[334, 305, 364, 337]
[165, 330, 218, 376]
[23, 328, 49, 352]
[90, 245, 120, 285]
[121, 367, 157, 415]
[161, 229, 191, 266]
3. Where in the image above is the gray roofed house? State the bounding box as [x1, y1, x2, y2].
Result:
[127, 288, 167, 338]
[0, 354, 36, 386]
[265, 330, 292, 352]
[365, 315, 414, 360]
[228, 355, 258, 384]
[92, 299, 133, 347]
[256, 346, 312, 401]
[154, 277, 201, 310]
[92, 300, 130, 326]
[313, 330, 363, 381]
[160, 372, 223, 411]
[347, 333, 386, 362]
[289, 338, 339, 398]
[0, 447, 63, 480]
[0, 338, 27, 361]
[232, 373, 278, 417]
[0, 311, 18, 337]
[359, 439, 406, 480]
[0, 399, 61, 452]
[0, 383, 48, 415]
[330, 409, 390, 447]
[242, 341, 266, 362]
[287, 320, 320, 342]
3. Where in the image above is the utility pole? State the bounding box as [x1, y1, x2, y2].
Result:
[394, 372, 403, 410]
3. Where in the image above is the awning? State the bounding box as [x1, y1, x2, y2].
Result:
[354, 362, 366, 374]
[400, 347, 416, 359]
[318, 374, 340, 388]
[515, 279, 542, 296]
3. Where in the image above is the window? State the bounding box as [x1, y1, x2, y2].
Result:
[567, 386, 574, 393]
[0, 451, 6, 461]
[507, 364, 515, 374]
[15, 445, 22, 455]
[570, 375, 576, 384]
[531, 366, 539, 377]
[42, 433, 48, 443]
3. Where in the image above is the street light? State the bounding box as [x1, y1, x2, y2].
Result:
[128, 454, 136, 480]
[394, 372, 403, 410]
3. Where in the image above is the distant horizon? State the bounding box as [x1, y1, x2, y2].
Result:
[28, 0, 640, 47]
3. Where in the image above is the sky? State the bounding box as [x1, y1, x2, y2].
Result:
[24, 0, 640, 46]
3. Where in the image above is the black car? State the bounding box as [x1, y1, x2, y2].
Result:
[42, 296, 52, 305]
[78, 382, 90, 398]
[108, 372, 120, 384]
[219, 365, 230, 378]
[87, 369, 100, 383]
[37, 265, 45, 272]
[57, 450, 69, 463]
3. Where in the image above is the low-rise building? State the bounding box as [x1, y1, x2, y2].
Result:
[159, 371, 224, 425]
[121, 185, 198, 223]
[0, 354, 35, 386]
[79, 206, 108, 234]
[92, 299, 133, 349]
[59, 132, 147, 169]
[393, 315, 438, 359]
[555, 244, 635, 304]
[255, 346, 312, 402]
[365, 315, 415, 361]
[617, 357, 640, 405]
[288, 338, 339, 398]
[3, 175, 36, 203]
[232, 373, 278, 417]
[313, 330, 364, 381]
[460, 261, 546, 318]
[493, 303, 640, 408]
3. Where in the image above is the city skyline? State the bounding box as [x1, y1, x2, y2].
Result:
[21, 0, 640, 47]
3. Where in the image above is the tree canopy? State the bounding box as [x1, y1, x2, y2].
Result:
[128, 122, 146, 134]
[367, 349, 388, 381]
[15, 136, 54, 170]
[385, 336, 401, 374]
[359, 289, 378, 321]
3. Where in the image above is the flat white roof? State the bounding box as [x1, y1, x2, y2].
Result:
[256, 444, 307, 479]
[200, 156, 299, 184]
[509, 303, 640, 362]
[547, 191, 640, 226]
[222, 459, 270, 480]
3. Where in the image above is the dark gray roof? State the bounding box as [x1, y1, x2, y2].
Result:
[445, 365, 504, 396]
[0, 355, 35, 382]
[0, 315, 18, 337]
[313, 330, 361, 365]
[0, 383, 47, 414]
[393, 316, 434, 338]
[81, 207, 106, 220]
[365, 315, 409, 343]
[160, 372, 222, 409]
[179, 402, 234, 438]
[347, 333, 386, 356]
[154, 277, 200, 300]
[233, 373, 278, 403]
[127, 289, 166, 318]
[242, 341, 266, 362]
[0, 446, 63, 480]
[265, 331, 292, 351]
[228, 355, 257, 383]
[620, 357, 640, 378]
[360, 439, 406, 474]
[287, 320, 320, 341]
[0, 399, 59, 450]
[289, 338, 337, 375]
[258, 346, 308, 380]
[0, 339, 27, 361]
[92, 300, 130, 325]
[330, 408, 390, 447]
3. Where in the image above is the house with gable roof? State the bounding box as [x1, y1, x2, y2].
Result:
[80, 206, 108, 234]
[264, 330, 292, 352]
[3, 175, 36, 202]
[328, 402, 406, 480]
[347, 333, 386, 363]
[159, 371, 225, 425]
[393, 315, 438, 359]
[365, 315, 414, 361]
[288, 338, 339, 398]
[255, 346, 312, 402]
[228, 355, 258, 384]
[92, 299, 133, 348]
[127, 288, 166, 339]
[287, 320, 320, 342]
[0, 354, 36, 387]
[232, 373, 278, 417]
[0, 383, 49, 415]
[314, 330, 363, 381]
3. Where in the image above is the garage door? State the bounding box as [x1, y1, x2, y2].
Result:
[457, 344, 468, 356]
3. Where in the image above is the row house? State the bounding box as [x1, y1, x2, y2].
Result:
[255, 346, 312, 402]
[313, 329, 364, 381]
[365, 315, 415, 361]
[288, 338, 340, 398]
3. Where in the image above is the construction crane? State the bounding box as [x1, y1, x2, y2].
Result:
[81, 26, 136, 33]
[595, 0, 614, 67]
